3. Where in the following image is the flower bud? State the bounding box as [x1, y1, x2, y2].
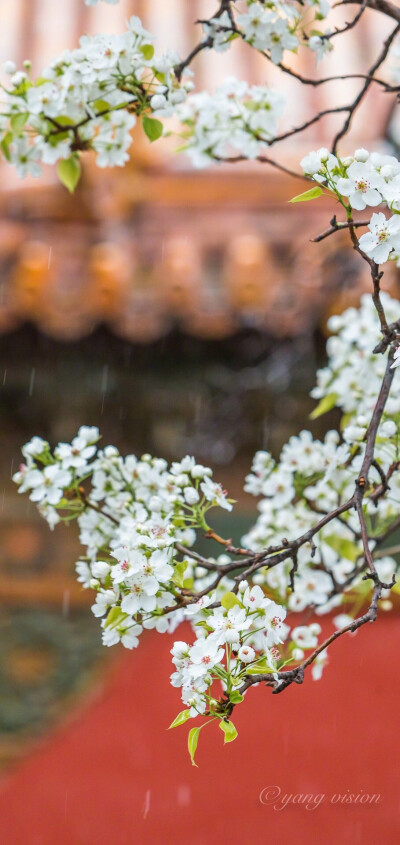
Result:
[3, 60, 16, 75]
[184, 487, 200, 505]
[89, 578, 100, 589]
[91, 561, 111, 579]
[292, 648, 304, 661]
[354, 148, 369, 162]
[238, 645, 256, 663]
[170, 89, 187, 105]
[150, 94, 167, 110]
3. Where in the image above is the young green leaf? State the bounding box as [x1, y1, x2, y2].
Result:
[0, 132, 13, 162]
[219, 719, 238, 744]
[229, 691, 244, 704]
[140, 44, 155, 60]
[168, 709, 192, 729]
[246, 659, 275, 675]
[142, 116, 164, 143]
[221, 591, 242, 610]
[188, 727, 201, 767]
[10, 112, 29, 135]
[310, 392, 339, 420]
[104, 606, 126, 628]
[57, 155, 81, 193]
[172, 560, 188, 589]
[289, 186, 323, 203]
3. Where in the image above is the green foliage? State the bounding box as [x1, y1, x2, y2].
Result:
[168, 709, 192, 729]
[140, 44, 155, 60]
[10, 112, 29, 135]
[104, 607, 126, 628]
[310, 392, 339, 420]
[229, 691, 244, 704]
[289, 186, 323, 203]
[324, 535, 359, 563]
[219, 719, 238, 743]
[0, 132, 12, 161]
[172, 560, 188, 589]
[142, 116, 164, 142]
[221, 592, 242, 610]
[188, 726, 201, 766]
[57, 155, 81, 193]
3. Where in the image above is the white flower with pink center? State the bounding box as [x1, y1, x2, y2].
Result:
[335, 162, 385, 211]
[358, 212, 400, 263]
[188, 637, 225, 679]
[208, 605, 251, 645]
[120, 574, 159, 614]
[111, 550, 147, 584]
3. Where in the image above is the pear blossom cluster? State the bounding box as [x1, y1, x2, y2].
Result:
[12, 292, 400, 751]
[170, 582, 292, 719]
[0, 16, 189, 181]
[300, 147, 400, 265]
[312, 292, 400, 417]
[242, 292, 400, 612]
[12, 432, 235, 651]
[201, 1, 332, 64]
[12, 297, 400, 681]
[175, 77, 285, 167]
[7, 0, 400, 759]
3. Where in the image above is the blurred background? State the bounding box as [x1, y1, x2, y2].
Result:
[0, 2, 400, 843]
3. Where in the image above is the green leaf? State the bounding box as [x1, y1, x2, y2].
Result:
[10, 112, 29, 135]
[172, 560, 188, 589]
[168, 709, 191, 729]
[293, 470, 324, 498]
[246, 659, 274, 675]
[229, 691, 244, 704]
[221, 592, 242, 610]
[47, 130, 70, 147]
[219, 719, 238, 744]
[188, 727, 201, 767]
[0, 131, 13, 162]
[340, 412, 353, 432]
[105, 607, 126, 628]
[93, 100, 111, 114]
[324, 535, 359, 563]
[183, 577, 194, 590]
[57, 155, 81, 193]
[51, 115, 76, 127]
[142, 116, 164, 142]
[140, 44, 155, 60]
[310, 392, 339, 420]
[289, 186, 323, 203]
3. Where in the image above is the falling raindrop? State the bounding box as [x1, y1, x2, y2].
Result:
[177, 784, 191, 807]
[143, 789, 151, 819]
[29, 368, 36, 396]
[62, 589, 70, 617]
[2, 369, 6, 386]
[10, 458, 14, 479]
[101, 365, 108, 414]
[48, 247, 52, 270]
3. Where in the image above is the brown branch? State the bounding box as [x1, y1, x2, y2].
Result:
[347, 219, 389, 335]
[310, 216, 370, 243]
[338, 0, 400, 24]
[331, 22, 400, 153]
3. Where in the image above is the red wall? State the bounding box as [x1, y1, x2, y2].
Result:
[0, 613, 399, 845]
